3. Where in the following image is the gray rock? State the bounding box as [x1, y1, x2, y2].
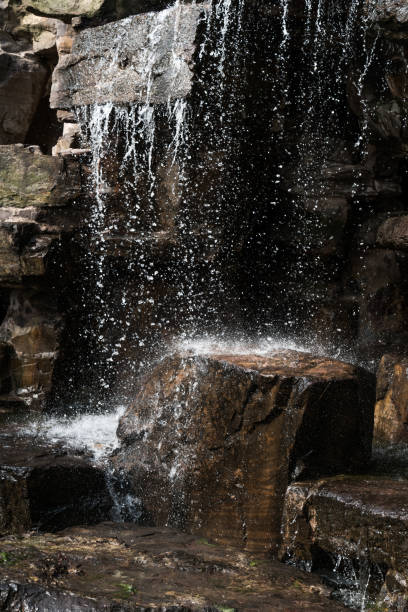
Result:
[50, 2, 209, 109]
[370, 0, 408, 27]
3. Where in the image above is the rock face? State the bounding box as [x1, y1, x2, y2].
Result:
[0, 144, 83, 409]
[374, 353, 408, 445]
[50, 2, 209, 109]
[0, 53, 47, 145]
[0, 428, 111, 533]
[0, 144, 81, 208]
[0, 522, 345, 610]
[114, 350, 375, 554]
[280, 476, 408, 609]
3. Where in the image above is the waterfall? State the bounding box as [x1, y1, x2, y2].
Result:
[49, 0, 381, 410]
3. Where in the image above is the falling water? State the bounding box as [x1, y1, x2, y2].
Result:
[51, 0, 381, 407]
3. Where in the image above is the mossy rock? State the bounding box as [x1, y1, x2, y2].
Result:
[0, 144, 81, 208]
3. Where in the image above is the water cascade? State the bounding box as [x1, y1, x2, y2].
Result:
[0, 0, 407, 609]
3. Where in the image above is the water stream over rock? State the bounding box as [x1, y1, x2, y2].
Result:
[0, 0, 408, 609]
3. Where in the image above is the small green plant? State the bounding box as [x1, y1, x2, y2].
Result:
[197, 538, 216, 547]
[118, 583, 137, 596]
[216, 607, 235, 612]
[0, 552, 10, 564]
[249, 560, 257, 567]
[292, 579, 305, 589]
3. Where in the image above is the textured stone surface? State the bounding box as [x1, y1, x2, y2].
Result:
[377, 215, 408, 250]
[23, 0, 104, 18]
[369, 0, 408, 27]
[0, 144, 81, 208]
[0, 522, 345, 610]
[114, 350, 375, 554]
[0, 428, 111, 534]
[375, 353, 408, 445]
[0, 52, 47, 144]
[50, 3, 209, 109]
[280, 476, 408, 608]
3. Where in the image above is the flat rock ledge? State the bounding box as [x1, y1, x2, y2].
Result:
[280, 476, 408, 609]
[0, 523, 345, 611]
[114, 350, 375, 554]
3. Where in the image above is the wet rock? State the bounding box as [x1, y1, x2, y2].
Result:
[0, 430, 111, 534]
[50, 3, 210, 109]
[374, 353, 408, 445]
[0, 522, 345, 610]
[0, 291, 61, 408]
[280, 476, 408, 608]
[369, 0, 408, 30]
[114, 350, 375, 554]
[0, 144, 81, 208]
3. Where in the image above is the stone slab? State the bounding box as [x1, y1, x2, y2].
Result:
[280, 475, 408, 608]
[50, 2, 209, 109]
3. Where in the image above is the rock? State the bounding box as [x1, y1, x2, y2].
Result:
[22, 0, 105, 18]
[0, 428, 111, 534]
[52, 121, 80, 155]
[0, 291, 61, 408]
[377, 215, 408, 250]
[280, 476, 408, 608]
[0, 52, 47, 144]
[354, 248, 408, 357]
[0, 522, 345, 610]
[0, 144, 81, 208]
[375, 353, 408, 445]
[50, 3, 210, 109]
[114, 350, 375, 554]
[19, 14, 58, 55]
[369, 0, 408, 28]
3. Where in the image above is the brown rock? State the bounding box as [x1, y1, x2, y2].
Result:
[114, 350, 375, 554]
[0, 428, 111, 535]
[375, 353, 408, 445]
[0, 291, 61, 408]
[0, 522, 346, 610]
[377, 215, 408, 250]
[280, 476, 408, 607]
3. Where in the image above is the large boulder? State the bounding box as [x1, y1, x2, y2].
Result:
[50, 2, 209, 109]
[375, 353, 408, 445]
[280, 476, 408, 609]
[114, 350, 375, 554]
[0, 522, 346, 610]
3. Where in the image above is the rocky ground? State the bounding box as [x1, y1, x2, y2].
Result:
[0, 523, 346, 611]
